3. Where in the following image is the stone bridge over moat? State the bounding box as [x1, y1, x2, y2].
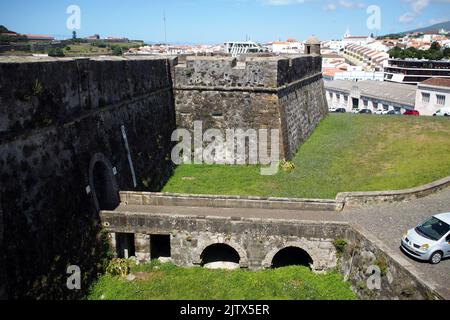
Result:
[100, 194, 346, 272]
[99, 190, 448, 300]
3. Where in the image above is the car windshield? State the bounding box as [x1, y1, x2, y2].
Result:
[416, 217, 450, 241]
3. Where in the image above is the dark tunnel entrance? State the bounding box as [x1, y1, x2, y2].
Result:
[116, 233, 136, 259]
[92, 160, 119, 211]
[150, 235, 171, 260]
[271, 247, 313, 269]
[200, 244, 241, 266]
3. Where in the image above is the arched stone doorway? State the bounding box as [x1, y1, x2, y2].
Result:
[271, 246, 313, 269]
[89, 153, 119, 212]
[200, 243, 241, 268]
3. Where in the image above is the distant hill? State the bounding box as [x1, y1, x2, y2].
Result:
[406, 21, 450, 34]
[379, 21, 450, 38]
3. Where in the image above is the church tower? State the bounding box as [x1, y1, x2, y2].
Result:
[344, 26, 351, 39]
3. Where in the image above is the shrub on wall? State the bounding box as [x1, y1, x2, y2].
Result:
[333, 239, 348, 257]
[48, 48, 65, 57]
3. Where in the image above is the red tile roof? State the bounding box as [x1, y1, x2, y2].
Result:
[25, 34, 54, 40]
[421, 78, 450, 88]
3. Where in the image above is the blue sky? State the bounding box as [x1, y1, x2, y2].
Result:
[0, 0, 448, 44]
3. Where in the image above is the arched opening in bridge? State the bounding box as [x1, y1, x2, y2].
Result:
[92, 160, 119, 211]
[116, 233, 136, 259]
[200, 244, 241, 266]
[150, 235, 171, 260]
[271, 247, 313, 269]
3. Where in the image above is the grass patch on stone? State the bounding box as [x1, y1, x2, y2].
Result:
[162, 114, 450, 199]
[87, 261, 357, 300]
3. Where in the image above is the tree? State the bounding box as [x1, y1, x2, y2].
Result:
[91, 41, 107, 48]
[72, 31, 77, 40]
[48, 48, 65, 57]
[0, 35, 12, 44]
[388, 46, 403, 58]
[430, 41, 441, 51]
[443, 47, 450, 59]
[111, 45, 123, 56]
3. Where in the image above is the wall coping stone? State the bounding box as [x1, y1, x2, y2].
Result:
[119, 191, 339, 211]
[336, 175, 450, 208]
[101, 209, 350, 227]
[119, 175, 450, 212]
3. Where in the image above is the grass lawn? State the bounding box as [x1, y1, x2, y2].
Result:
[63, 42, 143, 56]
[88, 261, 357, 300]
[162, 114, 450, 199]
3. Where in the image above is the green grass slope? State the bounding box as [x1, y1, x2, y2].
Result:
[162, 115, 450, 199]
[88, 262, 357, 300]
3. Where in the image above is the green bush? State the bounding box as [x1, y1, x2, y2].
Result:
[48, 48, 65, 57]
[333, 239, 348, 256]
[374, 256, 389, 276]
[91, 41, 107, 48]
[106, 258, 131, 277]
[280, 160, 296, 172]
[111, 45, 123, 56]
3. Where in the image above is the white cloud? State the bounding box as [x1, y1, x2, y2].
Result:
[399, 0, 450, 24]
[262, 0, 307, 5]
[399, 12, 416, 23]
[324, 3, 337, 11]
[322, 0, 366, 11]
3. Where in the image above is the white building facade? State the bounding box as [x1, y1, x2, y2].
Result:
[415, 78, 450, 116]
[272, 40, 304, 54]
[333, 66, 384, 81]
[325, 80, 416, 113]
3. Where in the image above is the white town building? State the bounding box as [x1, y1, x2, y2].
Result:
[415, 78, 450, 116]
[325, 80, 416, 113]
[271, 39, 304, 54]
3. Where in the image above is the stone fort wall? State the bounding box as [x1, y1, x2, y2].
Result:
[0, 54, 328, 299]
[0, 57, 176, 299]
[173, 55, 328, 160]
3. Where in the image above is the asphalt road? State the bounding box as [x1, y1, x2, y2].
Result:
[342, 188, 450, 299]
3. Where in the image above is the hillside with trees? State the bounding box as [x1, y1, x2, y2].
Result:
[378, 21, 450, 38]
[388, 42, 450, 60]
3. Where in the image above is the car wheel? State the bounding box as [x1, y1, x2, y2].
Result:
[445, 114, 449, 117]
[430, 251, 443, 265]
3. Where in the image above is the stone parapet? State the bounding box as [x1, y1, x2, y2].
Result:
[119, 191, 339, 211]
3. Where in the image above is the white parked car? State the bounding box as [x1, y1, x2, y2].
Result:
[401, 213, 450, 264]
[329, 107, 337, 112]
[433, 108, 450, 117]
[375, 109, 384, 115]
[352, 109, 360, 114]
